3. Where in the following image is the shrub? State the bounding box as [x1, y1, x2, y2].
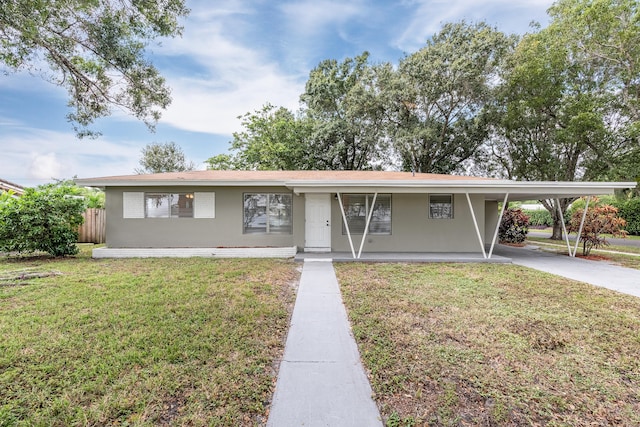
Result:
[523, 209, 553, 227]
[618, 198, 640, 236]
[0, 184, 86, 257]
[499, 208, 530, 244]
[568, 205, 627, 256]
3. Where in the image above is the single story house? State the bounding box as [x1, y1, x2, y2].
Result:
[75, 170, 635, 259]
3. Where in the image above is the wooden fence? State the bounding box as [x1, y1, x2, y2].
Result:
[78, 208, 106, 244]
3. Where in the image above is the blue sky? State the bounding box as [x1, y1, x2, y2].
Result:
[0, 0, 554, 187]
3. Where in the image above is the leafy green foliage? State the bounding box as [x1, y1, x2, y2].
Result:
[498, 208, 530, 243]
[568, 204, 627, 256]
[523, 209, 553, 227]
[206, 104, 314, 170]
[386, 22, 514, 174]
[618, 197, 640, 235]
[0, 0, 188, 137]
[0, 184, 86, 256]
[136, 142, 195, 174]
[301, 52, 387, 170]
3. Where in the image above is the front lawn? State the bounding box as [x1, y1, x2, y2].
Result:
[337, 263, 640, 426]
[0, 248, 299, 425]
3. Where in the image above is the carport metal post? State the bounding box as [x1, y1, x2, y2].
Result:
[572, 196, 591, 257]
[357, 192, 378, 259]
[466, 193, 487, 259]
[556, 197, 591, 257]
[488, 193, 509, 259]
[557, 198, 573, 256]
[336, 192, 357, 259]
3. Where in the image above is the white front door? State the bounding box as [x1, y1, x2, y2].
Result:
[305, 193, 332, 252]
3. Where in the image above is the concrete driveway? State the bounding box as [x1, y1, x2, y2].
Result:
[493, 244, 640, 298]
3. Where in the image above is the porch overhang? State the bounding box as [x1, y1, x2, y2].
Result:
[288, 180, 635, 200]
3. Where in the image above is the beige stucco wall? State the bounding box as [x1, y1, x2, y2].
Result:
[330, 193, 486, 253]
[105, 186, 304, 248]
[484, 200, 499, 244]
[105, 187, 487, 252]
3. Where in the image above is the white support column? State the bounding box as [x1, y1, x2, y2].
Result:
[556, 198, 573, 256]
[357, 193, 378, 259]
[466, 193, 487, 259]
[572, 196, 591, 257]
[488, 193, 509, 259]
[337, 192, 357, 259]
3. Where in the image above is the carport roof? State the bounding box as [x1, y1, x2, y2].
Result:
[75, 170, 636, 201]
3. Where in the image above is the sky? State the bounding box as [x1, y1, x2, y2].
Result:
[0, 0, 555, 188]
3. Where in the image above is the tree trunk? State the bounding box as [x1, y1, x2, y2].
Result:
[540, 198, 573, 241]
[551, 213, 564, 240]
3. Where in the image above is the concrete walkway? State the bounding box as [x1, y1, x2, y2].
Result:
[493, 244, 640, 298]
[267, 260, 382, 427]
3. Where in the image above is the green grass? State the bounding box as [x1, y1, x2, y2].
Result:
[0, 246, 299, 426]
[336, 263, 640, 427]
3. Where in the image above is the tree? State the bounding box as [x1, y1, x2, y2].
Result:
[546, 0, 640, 184]
[384, 22, 513, 174]
[0, 183, 86, 256]
[136, 142, 195, 174]
[205, 104, 315, 170]
[301, 52, 388, 170]
[568, 203, 627, 256]
[489, 24, 619, 239]
[0, 0, 189, 137]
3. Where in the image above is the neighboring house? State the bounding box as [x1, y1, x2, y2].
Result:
[0, 178, 24, 198]
[75, 170, 635, 259]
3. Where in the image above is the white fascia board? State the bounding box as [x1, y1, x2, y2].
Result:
[291, 181, 636, 196]
[73, 179, 289, 188]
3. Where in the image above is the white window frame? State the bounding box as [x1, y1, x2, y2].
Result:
[429, 194, 454, 219]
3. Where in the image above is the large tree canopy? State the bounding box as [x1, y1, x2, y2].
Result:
[301, 52, 387, 170]
[0, 0, 188, 137]
[489, 22, 620, 239]
[386, 22, 513, 174]
[136, 142, 195, 174]
[547, 0, 640, 182]
[205, 104, 314, 171]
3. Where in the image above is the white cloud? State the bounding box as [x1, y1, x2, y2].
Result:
[139, 2, 306, 135]
[279, 1, 364, 37]
[395, 0, 554, 52]
[29, 153, 64, 180]
[0, 124, 141, 186]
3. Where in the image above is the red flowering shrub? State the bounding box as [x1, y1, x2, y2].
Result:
[568, 204, 627, 256]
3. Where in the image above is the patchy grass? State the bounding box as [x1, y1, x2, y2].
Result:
[0, 246, 299, 426]
[336, 263, 640, 427]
